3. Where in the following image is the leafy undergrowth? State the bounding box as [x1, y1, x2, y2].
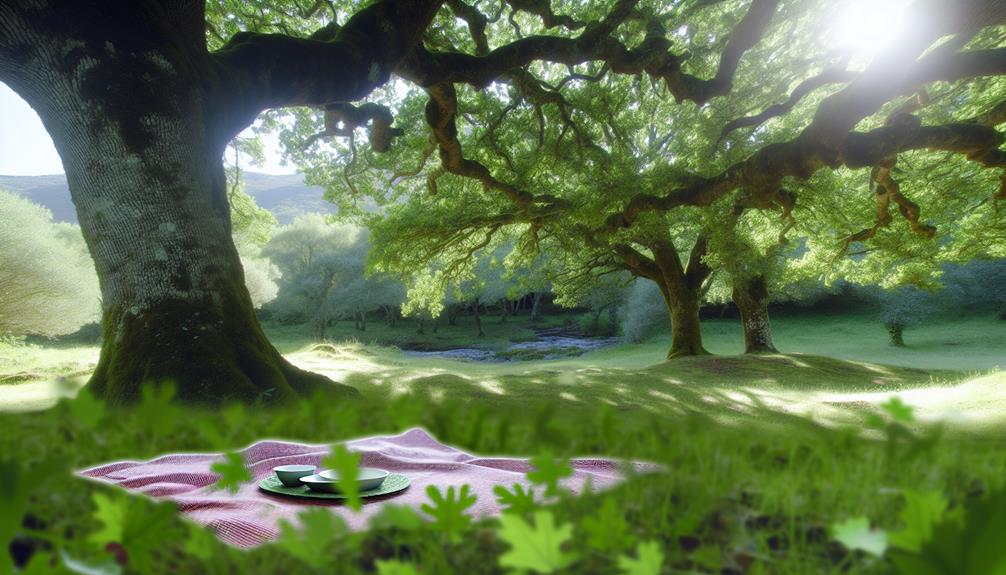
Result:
[2, 386, 1006, 574]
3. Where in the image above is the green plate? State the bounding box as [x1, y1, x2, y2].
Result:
[258, 473, 410, 500]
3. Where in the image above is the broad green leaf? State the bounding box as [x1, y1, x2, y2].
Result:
[890, 489, 1006, 575]
[321, 444, 362, 512]
[60, 549, 122, 575]
[375, 559, 421, 575]
[276, 508, 349, 569]
[210, 452, 251, 494]
[832, 516, 888, 556]
[881, 397, 914, 424]
[183, 525, 217, 560]
[889, 490, 948, 552]
[67, 389, 106, 429]
[498, 510, 577, 574]
[494, 484, 539, 516]
[87, 494, 181, 574]
[0, 460, 29, 575]
[617, 540, 664, 575]
[579, 497, 635, 553]
[88, 493, 127, 547]
[369, 504, 424, 532]
[420, 485, 477, 543]
[527, 454, 572, 497]
[20, 551, 60, 575]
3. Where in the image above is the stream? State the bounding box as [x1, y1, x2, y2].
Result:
[401, 327, 621, 362]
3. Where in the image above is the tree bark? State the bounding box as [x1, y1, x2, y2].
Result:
[659, 283, 708, 358]
[732, 274, 778, 354]
[530, 292, 543, 322]
[887, 323, 906, 346]
[473, 299, 485, 337]
[646, 236, 712, 359]
[0, 4, 360, 404]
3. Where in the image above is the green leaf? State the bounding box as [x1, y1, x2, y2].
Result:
[375, 559, 421, 575]
[88, 493, 127, 547]
[87, 494, 181, 574]
[67, 389, 107, 429]
[580, 497, 635, 553]
[498, 510, 577, 574]
[889, 490, 948, 552]
[881, 397, 915, 424]
[832, 516, 888, 556]
[183, 525, 217, 561]
[494, 484, 539, 516]
[369, 504, 424, 532]
[19, 551, 60, 575]
[276, 508, 349, 569]
[526, 453, 572, 498]
[210, 452, 251, 494]
[59, 549, 122, 575]
[420, 485, 477, 543]
[0, 460, 30, 575]
[617, 540, 664, 575]
[890, 489, 1006, 575]
[321, 444, 362, 512]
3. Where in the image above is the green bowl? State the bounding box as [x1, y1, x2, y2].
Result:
[273, 464, 316, 487]
[301, 467, 389, 493]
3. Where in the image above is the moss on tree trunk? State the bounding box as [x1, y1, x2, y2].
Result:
[732, 275, 778, 354]
[667, 295, 708, 359]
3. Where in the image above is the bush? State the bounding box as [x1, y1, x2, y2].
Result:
[0, 191, 100, 337]
[619, 280, 669, 343]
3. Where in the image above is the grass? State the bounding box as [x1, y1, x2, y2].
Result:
[1, 311, 1004, 573]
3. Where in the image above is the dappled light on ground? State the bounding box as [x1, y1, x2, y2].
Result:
[1, 315, 1002, 433]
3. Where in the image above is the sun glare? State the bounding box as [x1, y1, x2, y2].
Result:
[831, 0, 911, 62]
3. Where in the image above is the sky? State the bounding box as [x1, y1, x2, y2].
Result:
[0, 82, 296, 177]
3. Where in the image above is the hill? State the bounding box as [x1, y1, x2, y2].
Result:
[0, 172, 336, 224]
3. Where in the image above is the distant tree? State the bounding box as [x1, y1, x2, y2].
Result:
[0, 191, 100, 336]
[943, 260, 1006, 319]
[223, 138, 283, 310]
[876, 286, 939, 347]
[240, 250, 281, 309]
[619, 280, 668, 343]
[264, 214, 404, 337]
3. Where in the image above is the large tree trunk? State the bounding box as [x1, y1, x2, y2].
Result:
[0, 6, 355, 404]
[661, 284, 708, 358]
[732, 275, 778, 354]
[646, 236, 712, 359]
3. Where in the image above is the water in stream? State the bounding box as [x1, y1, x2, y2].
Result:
[401, 328, 620, 362]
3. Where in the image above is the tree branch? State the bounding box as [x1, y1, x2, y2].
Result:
[718, 67, 857, 143]
[212, 0, 442, 139]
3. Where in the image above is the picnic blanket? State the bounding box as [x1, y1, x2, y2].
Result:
[79, 427, 653, 547]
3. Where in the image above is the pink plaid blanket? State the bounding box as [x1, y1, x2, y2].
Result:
[79, 428, 649, 547]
